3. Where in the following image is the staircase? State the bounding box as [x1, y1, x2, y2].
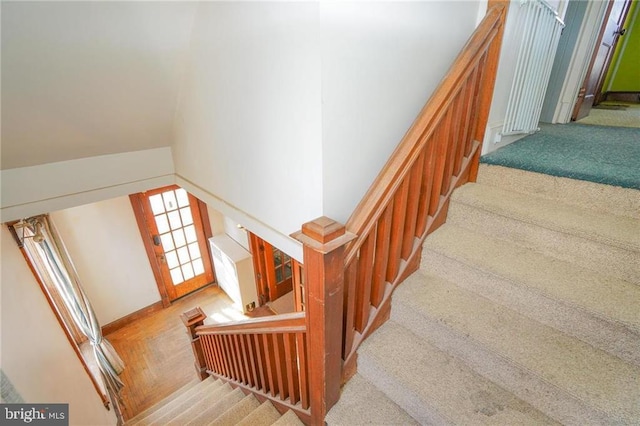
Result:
[327, 164, 640, 425]
[126, 377, 303, 426]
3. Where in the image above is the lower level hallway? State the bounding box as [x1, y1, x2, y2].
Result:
[107, 285, 242, 421]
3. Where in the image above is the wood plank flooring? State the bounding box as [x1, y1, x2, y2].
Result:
[106, 285, 248, 420]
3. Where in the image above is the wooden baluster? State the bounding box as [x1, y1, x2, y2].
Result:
[387, 180, 408, 277]
[225, 334, 241, 381]
[292, 216, 356, 425]
[415, 135, 437, 236]
[284, 333, 301, 404]
[355, 234, 375, 332]
[233, 334, 248, 384]
[272, 334, 288, 400]
[237, 334, 252, 386]
[371, 205, 393, 307]
[262, 334, 278, 397]
[471, 1, 506, 182]
[442, 92, 463, 195]
[467, 52, 488, 158]
[180, 307, 208, 380]
[343, 260, 358, 359]
[214, 335, 230, 378]
[296, 332, 310, 409]
[455, 75, 475, 176]
[244, 334, 259, 389]
[253, 334, 267, 392]
[401, 152, 425, 260]
[429, 111, 452, 217]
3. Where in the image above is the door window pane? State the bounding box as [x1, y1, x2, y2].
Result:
[177, 246, 190, 265]
[167, 210, 182, 230]
[180, 207, 193, 226]
[193, 258, 205, 275]
[182, 263, 195, 280]
[176, 188, 190, 208]
[155, 214, 170, 234]
[165, 251, 179, 269]
[160, 233, 175, 251]
[184, 225, 197, 244]
[188, 242, 200, 260]
[173, 229, 186, 248]
[163, 191, 178, 212]
[149, 194, 165, 215]
[170, 267, 184, 285]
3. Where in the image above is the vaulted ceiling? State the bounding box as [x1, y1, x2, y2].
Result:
[1, 2, 197, 170]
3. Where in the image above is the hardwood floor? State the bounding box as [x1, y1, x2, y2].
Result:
[106, 285, 249, 420]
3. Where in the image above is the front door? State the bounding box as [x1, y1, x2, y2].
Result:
[573, 0, 631, 120]
[248, 233, 294, 304]
[131, 186, 215, 304]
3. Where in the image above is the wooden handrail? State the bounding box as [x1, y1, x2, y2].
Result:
[345, 4, 505, 258]
[196, 312, 306, 335]
[295, 3, 508, 424]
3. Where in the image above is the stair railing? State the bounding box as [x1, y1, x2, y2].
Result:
[184, 3, 507, 425]
[293, 2, 508, 424]
[183, 309, 313, 423]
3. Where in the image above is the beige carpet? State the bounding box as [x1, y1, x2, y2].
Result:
[327, 164, 640, 425]
[577, 102, 640, 128]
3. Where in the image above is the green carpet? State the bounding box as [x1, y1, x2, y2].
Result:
[481, 123, 640, 189]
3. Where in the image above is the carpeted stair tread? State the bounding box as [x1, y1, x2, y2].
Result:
[358, 320, 559, 425]
[235, 400, 282, 426]
[476, 164, 640, 219]
[392, 271, 640, 424]
[270, 410, 304, 425]
[126, 379, 199, 424]
[447, 190, 639, 284]
[208, 393, 260, 426]
[450, 182, 640, 253]
[179, 387, 244, 426]
[326, 373, 418, 425]
[423, 224, 640, 333]
[422, 248, 640, 367]
[131, 377, 222, 425]
[146, 382, 232, 426]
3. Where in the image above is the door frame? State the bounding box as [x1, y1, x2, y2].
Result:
[130, 187, 215, 307]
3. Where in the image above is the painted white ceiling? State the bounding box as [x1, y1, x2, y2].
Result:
[1, 2, 197, 170]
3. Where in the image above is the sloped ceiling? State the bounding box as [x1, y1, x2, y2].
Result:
[1, 1, 197, 170]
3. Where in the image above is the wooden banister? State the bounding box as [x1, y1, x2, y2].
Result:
[184, 4, 507, 425]
[292, 217, 356, 425]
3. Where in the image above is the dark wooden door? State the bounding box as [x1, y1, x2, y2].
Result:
[573, 0, 631, 120]
[248, 232, 294, 304]
[131, 186, 214, 304]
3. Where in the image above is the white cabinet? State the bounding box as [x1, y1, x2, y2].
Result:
[208, 234, 258, 314]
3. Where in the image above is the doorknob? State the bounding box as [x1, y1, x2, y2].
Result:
[152, 235, 161, 246]
[615, 28, 627, 36]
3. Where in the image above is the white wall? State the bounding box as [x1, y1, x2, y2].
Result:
[50, 196, 160, 325]
[0, 227, 116, 425]
[320, 1, 483, 222]
[172, 2, 323, 243]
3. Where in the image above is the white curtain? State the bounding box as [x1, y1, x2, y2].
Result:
[21, 215, 125, 397]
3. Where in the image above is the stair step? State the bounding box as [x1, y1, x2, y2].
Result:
[131, 377, 222, 425]
[449, 183, 640, 283]
[423, 224, 640, 334]
[326, 373, 418, 425]
[236, 400, 281, 426]
[270, 410, 304, 425]
[392, 271, 640, 424]
[146, 382, 231, 425]
[422, 247, 640, 367]
[358, 320, 558, 425]
[126, 379, 199, 424]
[181, 387, 244, 426]
[209, 393, 260, 426]
[476, 164, 640, 219]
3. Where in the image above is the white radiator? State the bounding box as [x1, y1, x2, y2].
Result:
[502, 0, 564, 136]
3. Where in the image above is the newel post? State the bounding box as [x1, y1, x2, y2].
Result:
[292, 217, 356, 425]
[180, 307, 208, 381]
